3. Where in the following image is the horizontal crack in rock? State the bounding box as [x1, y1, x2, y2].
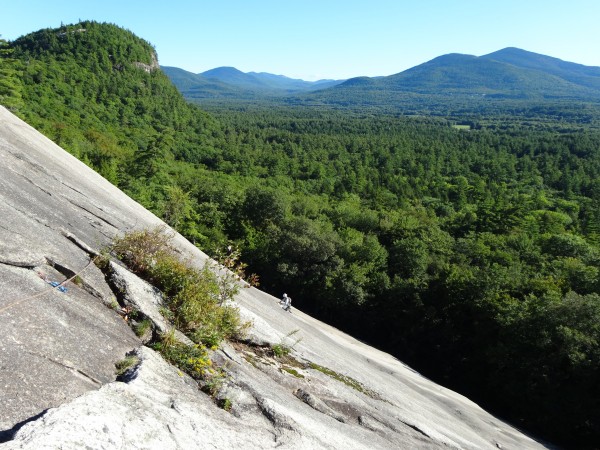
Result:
[0, 258, 44, 269]
[19, 174, 53, 197]
[0, 197, 53, 230]
[63, 197, 119, 229]
[397, 419, 431, 439]
[24, 349, 102, 386]
[61, 231, 99, 256]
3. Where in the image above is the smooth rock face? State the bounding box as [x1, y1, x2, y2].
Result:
[0, 106, 549, 449]
[0, 105, 149, 434]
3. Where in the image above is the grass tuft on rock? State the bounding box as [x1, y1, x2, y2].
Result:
[309, 362, 379, 399]
[115, 355, 140, 377]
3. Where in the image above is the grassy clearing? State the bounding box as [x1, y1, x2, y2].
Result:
[451, 124, 471, 130]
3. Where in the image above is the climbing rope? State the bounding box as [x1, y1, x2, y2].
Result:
[0, 256, 99, 315]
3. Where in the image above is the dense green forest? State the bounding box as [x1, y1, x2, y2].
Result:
[2, 22, 599, 447]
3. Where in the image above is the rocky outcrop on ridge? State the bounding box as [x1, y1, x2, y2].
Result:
[133, 51, 160, 73]
[0, 106, 548, 449]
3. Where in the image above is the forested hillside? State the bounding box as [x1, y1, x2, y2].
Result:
[2, 22, 599, 447]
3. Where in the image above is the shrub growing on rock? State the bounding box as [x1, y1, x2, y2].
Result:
[112, 227, 244, 346]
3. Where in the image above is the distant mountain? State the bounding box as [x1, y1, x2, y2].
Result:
[162, 66, 344, 99]
[481, 47, 600, 90]
[161, 66, 243, 99]
[378, 51, 597, 97]
[306, 48, 600, 111]
[247, 71, 342, 91]
[201, 66, 268, 90]
[338, 76, 378, 88]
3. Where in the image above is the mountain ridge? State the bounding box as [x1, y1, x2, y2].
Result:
[162, 65, 344, 99]
[164, 47, 600, 110]
[333, 47, 600, 98]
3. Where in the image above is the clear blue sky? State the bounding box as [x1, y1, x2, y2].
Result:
[2, 0, 600, 80]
